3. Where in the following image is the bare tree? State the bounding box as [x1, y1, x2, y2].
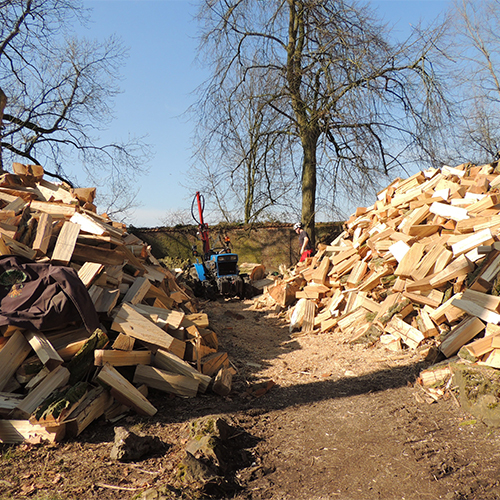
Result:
[449, 0, 500, 162]
[193, 68, 299, 223]
[0, 0, 151, 216]
[195, 0, 450, 242]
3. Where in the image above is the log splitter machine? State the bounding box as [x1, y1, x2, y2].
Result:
[190, 192, 249, 298]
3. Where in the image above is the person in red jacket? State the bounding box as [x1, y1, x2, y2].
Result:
[294, 222, 313, 262]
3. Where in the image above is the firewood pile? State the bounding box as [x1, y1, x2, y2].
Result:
[0, 163, 232, 444]
[265, 162, 500, 404]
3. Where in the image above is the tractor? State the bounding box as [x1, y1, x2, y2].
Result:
[188, 192, 251, 299]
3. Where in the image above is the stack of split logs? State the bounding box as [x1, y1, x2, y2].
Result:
[268, 162, 500, 399]
[0, 163, 232, 444]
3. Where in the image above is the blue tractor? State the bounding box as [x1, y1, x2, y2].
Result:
[189, 192, 249, 299]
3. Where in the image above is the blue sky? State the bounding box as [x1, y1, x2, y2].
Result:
[79, 0, 450, 227]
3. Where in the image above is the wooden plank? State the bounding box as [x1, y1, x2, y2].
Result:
[51, 221, 80, 265]
[440, 316, 485, 357]
[346, 261, 368, 288]
[153, 349, 211, 393]
[410, 244, 446, 281]
[400, 205, 430, 234]
[112, 333, 135, 351]
[301, 299, 316, 332]
[311, 256, 331, 285]
[111, 303, 186, 359]
[466, 193, 500, 213]
[96, 363, 157, 416]
[24, 331, 63, 371]
[415, 309, 438, 338]
[65, 386, 113, 437]
[212, 367, 233, 397]
[388, 240, 410, 262]
[395, 243, 425, 278]
[183, 313, 211, 330]
[144, 284, 176, 309]
[429, 201, 469, 221]
[29, 200, 78, 217]
[31, 213, 53, 255]
[0, 393, 24, 413]
[201, 352, 229, 377]
[451, 228, 494, 257]
[330, 247, 357, 266]
[2, 234, 37, 260]
[407, 224, 440, 238]
[37, 179, 76, 204]
[134, 303, 185, 330]
[451, 297, 500, 324]
[458, 336, 495, 362]
[402, 291, 441, 308]
[133, 364, 199, 398]
[69, 212, 106, 235]
[77, 262, 104, 288]
[91, 286, 120, 315]
[462, 289, 500, 313]
[71, 242, 125, 266]
[122, 276, 151, 305]
[428, 254, 474, 287]
[0, 330, 32, 392]
[0, 420, 65, 443]
[14, 366, 70, 418]
[384, 316, 425, 349]
[94, 350, 151, 367]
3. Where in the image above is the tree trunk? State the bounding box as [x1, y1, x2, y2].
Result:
[301, 129, 317, 247]
[0, 88, 6, 173]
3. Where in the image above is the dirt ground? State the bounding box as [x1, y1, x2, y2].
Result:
[1, 297, 500, 500]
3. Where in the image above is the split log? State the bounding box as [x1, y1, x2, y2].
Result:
[96, 363, 157, 417]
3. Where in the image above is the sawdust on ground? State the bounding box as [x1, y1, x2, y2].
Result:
[0, 297, 499, 500]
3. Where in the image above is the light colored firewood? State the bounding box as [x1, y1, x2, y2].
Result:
[0, 330, 32, 392]
[212, 367, 232, 396]
[0, 419, 65, 443]
[416, 309, 438, 338]
[201, 352, 229, 377]
[94, 350, 151, 367]
[402, 291, 441, 308]
[388, 240, 410, 262]
[429, 254, 474, 287]
[96, 363, 157, 416]
[399, 205, 430, 234]
[395, 243, 425, 277]
[154, 349, 211, 393]
[24, 330, 63, 371]
[14, 366, 70, 418]
[451, 228, 494, 257]
[440, 316, 486, 357]
[134, 303, 185, 330]
[112, 333, 135, 351]
[429, 201, 469, 221]
[133, 364, 199, 397]
[461, 289, 500, 313]
[65, 386, 114, 437]
[384, 316, 425, 349]
[112, 303, 186, 359]
[122, 276, 151, 305]
[466, 193, 500, 213]
[32, 213, 53, 256]
[311, 256, 331, 284]
[452, 295, 500, 324]
[481, 349, 500, 368]
[459, 335, 495, 361]
[51, 221, 81, 265]
[77, 262, 104, 288]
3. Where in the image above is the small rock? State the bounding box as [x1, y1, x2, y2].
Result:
[110, 426, 165, 462]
